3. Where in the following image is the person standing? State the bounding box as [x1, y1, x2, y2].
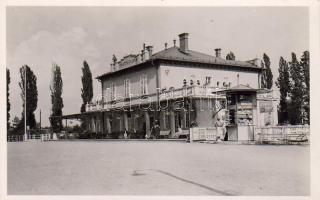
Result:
[215, 117, 226, 141]
[151, 120, 160, 139]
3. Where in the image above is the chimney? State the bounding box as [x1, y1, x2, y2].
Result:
[144, 49, 149, 60]
[137, 54, 142, 63]
[165, 43, 168, 50]
[178, 33, 189, 52]
[215, 48, 221, 58]
[173, 39, 176, 47]
[146, 46, 153, 58]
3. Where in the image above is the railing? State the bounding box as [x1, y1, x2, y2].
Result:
[254, 125, 310, 144]
[86, 85, 228, 112]
[189, 127, 218, 142]
[7, 135, 24, 142]
[26, 134, 52, 141]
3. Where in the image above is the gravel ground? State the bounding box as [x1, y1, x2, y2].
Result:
[7, 141, 310, 195]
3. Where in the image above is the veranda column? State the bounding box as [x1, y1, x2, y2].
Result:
[106, 114, 111, 134]
[182, 109, 187, 128]
[160, 110, 166, 130]
[144, 111, 151, 137]
[170, 110, 175, 138]
[123, 112, 128, 131]
[92, 116, 96, 133]
[101, 112, 105, 134]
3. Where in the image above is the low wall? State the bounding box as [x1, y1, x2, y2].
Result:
[189, 127, 218, 142]
[254, 125, 310, 144]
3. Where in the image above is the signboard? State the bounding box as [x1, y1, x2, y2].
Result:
[259, 101, 273, 113]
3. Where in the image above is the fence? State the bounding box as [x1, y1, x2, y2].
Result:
[189, 127, 218, 142]
[190, 125, 310, 144]
[7, 134, 53, 142]
[28, 134, 52, 141]
[7, 135, 24, 142]
[254, 125, 310, 144]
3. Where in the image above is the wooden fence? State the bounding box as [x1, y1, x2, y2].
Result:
[254, 125, 310, 144]
[189, 127, 218, 142]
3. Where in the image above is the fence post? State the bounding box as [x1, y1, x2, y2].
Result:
[190, 128, 193, 143]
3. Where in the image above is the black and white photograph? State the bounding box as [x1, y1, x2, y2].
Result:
[1, 1, 319, 199]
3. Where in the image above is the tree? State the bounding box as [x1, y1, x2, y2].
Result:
[276, 57, 290, 124]
[288, 53, 304, 125]
[81, 60, 93, 113]
[50, 64, 64, 132]
[260, 61, 266, 88]
[7, 68, 10, 129]
[226, 51, 235, 60]
[17, 65, 38, 132]
[300, 51, 310, 124]
[262, 53, 273, 89]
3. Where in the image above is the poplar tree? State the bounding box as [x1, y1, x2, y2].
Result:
[7, 68, 11, 129]
[263, 53, 273, 89]
[276, 57, 290, 124]
[50, 64, 64, 132]
[260, 61, 266, 88]
[226, 51, 235, 60]
[81, 60, 93, 113]
[300, 51, 310, 124]
[288, 53, 304, 125]
[17, 65, 38, 132]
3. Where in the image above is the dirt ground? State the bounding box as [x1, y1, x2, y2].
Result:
[7, 141, 310, 195]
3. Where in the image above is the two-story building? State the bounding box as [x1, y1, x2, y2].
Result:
[83, 33, 278, 140]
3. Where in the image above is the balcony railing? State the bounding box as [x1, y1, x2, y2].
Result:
[85, 85, 228, 112]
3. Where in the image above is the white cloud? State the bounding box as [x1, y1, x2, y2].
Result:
[8, 27, 101, 126]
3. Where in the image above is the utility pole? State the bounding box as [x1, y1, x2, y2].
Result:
[39, 109, 42, 133]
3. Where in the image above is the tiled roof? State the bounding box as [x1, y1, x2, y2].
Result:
[152, 47, 260, 69]
[97, 46, 262, 79]
[227, 84, 258, 92]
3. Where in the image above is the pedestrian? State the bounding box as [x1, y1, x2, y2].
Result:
[151, 120, 160, 139]
[215, 117, 226, 141]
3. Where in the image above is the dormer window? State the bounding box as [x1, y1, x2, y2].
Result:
[205, 76, 211, 85]
[183, 79, 187, 87]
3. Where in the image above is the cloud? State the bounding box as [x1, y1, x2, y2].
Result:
[8, 27, 102, 126]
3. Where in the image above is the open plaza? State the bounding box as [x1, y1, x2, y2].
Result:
[7, 141, 310, 196]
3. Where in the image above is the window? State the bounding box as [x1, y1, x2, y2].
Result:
[183, 79, 187, 87]
[124, 79, 130, 98]
[110, 82, 115, 101]
[205, 76, 211, 85]
[140, 73, 148, 95]
[217, 81, 220, 87]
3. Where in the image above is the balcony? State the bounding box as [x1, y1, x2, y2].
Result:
[85, 85, 228, 112]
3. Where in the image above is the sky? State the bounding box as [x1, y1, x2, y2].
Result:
[6, 6, 309, 126]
